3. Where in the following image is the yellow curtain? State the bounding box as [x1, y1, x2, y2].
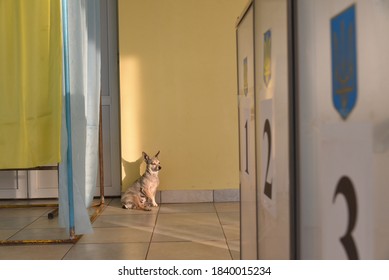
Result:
[0, 0, 62, 168]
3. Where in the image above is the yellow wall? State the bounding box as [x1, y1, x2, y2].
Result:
[118, 0, 248, 191]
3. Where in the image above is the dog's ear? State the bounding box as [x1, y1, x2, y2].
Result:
[155, 151, 160, 158]
[142, 152, 150, 161]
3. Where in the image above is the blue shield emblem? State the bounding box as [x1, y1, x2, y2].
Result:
[263, 30, 271, 88]
[331, 5, 357, 120]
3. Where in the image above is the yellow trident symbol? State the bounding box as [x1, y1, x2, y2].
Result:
[333, 20, 355, 109]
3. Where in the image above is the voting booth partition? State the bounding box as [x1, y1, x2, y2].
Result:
[237, 3, 258, 260]
[237, 0, 291, 260]
[237, 0, 389, 259]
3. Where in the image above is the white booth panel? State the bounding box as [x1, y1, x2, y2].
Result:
[236, 2, 258, 260]
[254, 0, 290, 259]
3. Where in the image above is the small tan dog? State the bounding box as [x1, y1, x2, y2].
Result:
[121, 151, 161, 211]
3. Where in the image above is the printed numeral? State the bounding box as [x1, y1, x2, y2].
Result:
[333, 176, 359, 260]
[263, 119, 272, 199]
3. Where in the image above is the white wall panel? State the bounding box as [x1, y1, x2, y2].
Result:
[0, 171, 27, 199]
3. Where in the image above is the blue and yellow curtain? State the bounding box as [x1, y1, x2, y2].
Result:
[58, 0, 101, 235]
[0, 0, 62, 168]
[0, 0, 101, 235]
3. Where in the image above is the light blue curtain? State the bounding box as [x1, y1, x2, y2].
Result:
[59, 0, 101, 235]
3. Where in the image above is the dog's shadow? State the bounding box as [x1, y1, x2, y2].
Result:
[121, 156, 145, 193]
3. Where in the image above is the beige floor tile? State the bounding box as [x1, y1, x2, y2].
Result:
[153, 211, 229, 242]
[0, 216, 38, 230]
[25, 216, 61, 229]
[64, 243, 149, 260]
[78, 227, 153, 244]
[156, 212, 220, 226]
[227, 239, 240, 260]
[0, 244, 72, 260]
[93, 214, 157, 228]
[0, 200, 240, 260]
[147, 240, 232, 260]
[9, 228, 70, 241]
[0, 229, 18, 240]
[152, 224, 226, 242]
[222, 223, 240, 241]
[218, 211, 240, 225]
[159, 203, 215, 214]
[214, 202, 239, 212]
[0, 207, 53, 217]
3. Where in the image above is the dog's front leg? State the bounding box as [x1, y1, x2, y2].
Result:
[150, 197, 158, 207]
[142, 187, 158, 207]
[151, 188, 158, 207]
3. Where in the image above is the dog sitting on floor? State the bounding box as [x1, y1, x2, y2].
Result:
[121, 151, 161, 211]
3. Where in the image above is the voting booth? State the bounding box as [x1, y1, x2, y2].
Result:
[296, 0, 389, 259]
[237, 0, 291, 259]
[237, 0, 389, 259]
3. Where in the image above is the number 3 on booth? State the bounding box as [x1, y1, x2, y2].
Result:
[320, 123, 373, 259]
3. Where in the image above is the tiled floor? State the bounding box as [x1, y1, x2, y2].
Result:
[0, 198, 240, 260]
